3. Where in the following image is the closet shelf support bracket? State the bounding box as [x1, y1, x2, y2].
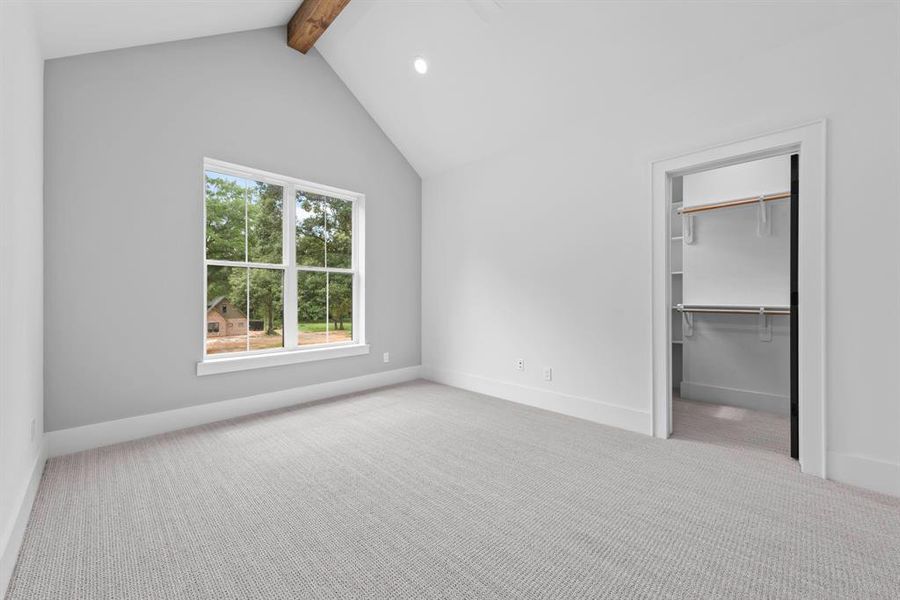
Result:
[758, 308, 772, 342]
[756, 195, 771, 237]
[682, 311, 694, 338]
[682, 214, 695, 244]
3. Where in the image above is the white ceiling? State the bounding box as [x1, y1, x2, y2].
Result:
[29, 0, 299, 59]
[315, 1, 879, 177]
[26, 1, 883, 178]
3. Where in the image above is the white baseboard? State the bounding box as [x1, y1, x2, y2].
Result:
[422, 366, 651, 435]
[47, 366, 422, 457]
[1, 445, 46, 598]
[680, 381, 789, 416]
[827, 451, 900, 498]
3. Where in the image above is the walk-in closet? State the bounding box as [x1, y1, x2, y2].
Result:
[670, 154, 797, 457]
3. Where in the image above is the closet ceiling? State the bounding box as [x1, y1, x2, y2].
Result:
[32, 1, 882, 177]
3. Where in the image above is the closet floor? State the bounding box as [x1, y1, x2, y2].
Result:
[672, 393, 790, 456]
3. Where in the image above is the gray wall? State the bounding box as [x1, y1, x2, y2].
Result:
[44, 27, 421, 432]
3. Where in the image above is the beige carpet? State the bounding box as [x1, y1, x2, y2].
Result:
[7, 380, 900, 599]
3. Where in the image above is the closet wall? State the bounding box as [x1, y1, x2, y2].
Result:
[677, 156, 790, 414]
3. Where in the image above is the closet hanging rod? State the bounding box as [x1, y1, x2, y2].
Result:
[677, 191, 790, 215]
[674, 304, 790, 316]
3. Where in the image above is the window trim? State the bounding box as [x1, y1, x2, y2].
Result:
[198, 158, 367, 375]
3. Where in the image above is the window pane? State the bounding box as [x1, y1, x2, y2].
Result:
[248, 268, 284, 351]
[296, 193, 326, 267]
[296, 192, 353, 268]
[298, 271, 327, 346]
[206, 265, 249, 355]
[247, 181, 283, 264]
[205, 171, 248, 262]
[325, 198, 352, 268]
[327, 273, 353, 342]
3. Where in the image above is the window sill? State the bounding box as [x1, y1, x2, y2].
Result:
[197, 344, 370, 376]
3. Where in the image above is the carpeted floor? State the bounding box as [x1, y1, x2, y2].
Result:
[7, 380, 900, 599]
[672, 393, 791, 456]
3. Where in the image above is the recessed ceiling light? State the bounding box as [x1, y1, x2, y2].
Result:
[413, 57, 428, 75]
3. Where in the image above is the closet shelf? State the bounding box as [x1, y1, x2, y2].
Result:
[671, 271, 683, 276]
[671, 236, 683, 242]
[676, 191, 789, 215]
[672, 340, 683, 345]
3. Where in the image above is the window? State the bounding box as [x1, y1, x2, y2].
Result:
[200, 159, 366, 374]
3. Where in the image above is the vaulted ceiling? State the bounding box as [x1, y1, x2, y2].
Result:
[314, 1, 877, 177]
[32, 0, 298, 59]
[31, 1, 883, 178]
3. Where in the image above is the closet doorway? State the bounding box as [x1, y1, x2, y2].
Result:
[669, 155, 796, 458]
[651, 122, 826, 478]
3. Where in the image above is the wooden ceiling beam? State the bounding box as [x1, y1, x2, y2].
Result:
[287, 0, 351, 54]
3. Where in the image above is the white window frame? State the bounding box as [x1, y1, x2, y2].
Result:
[198, 158, 367, 376]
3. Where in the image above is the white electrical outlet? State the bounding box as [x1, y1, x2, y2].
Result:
[383, 352, 390, 363]
[543, 367, 552, 382]
[515, 358, 525, 371]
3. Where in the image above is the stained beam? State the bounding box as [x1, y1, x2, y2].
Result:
[287, 0, 351, 54]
